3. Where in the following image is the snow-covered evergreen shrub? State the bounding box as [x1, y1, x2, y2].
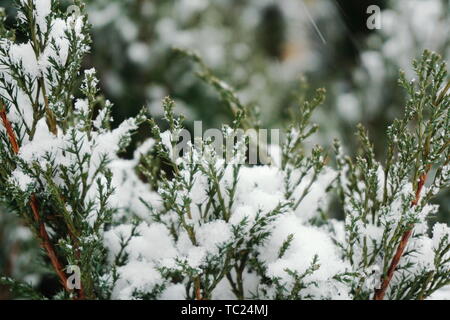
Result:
[334, 50, 450, 299]
[0, 0, 146, 299]
[332, 0, 450, 226]
[0, 1, 449, 300]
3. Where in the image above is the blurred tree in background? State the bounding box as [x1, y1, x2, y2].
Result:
[0, 0, 448, 298]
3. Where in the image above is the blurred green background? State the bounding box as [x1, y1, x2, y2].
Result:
[0, 0, 448, 298]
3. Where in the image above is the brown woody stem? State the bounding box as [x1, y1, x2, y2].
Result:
[1, 105, 83, 298]
[30, 195, 69, 291]
[0, 108, 20, 155]
[374, 170, 429, 300]
[194, 277, 203, 300]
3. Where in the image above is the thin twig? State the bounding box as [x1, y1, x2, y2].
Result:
[30, 195, 69, 291]
[0, 106, 84, 298]
[0, 108, 20, 154]
[374, 170, 429, 300]
[194, 277, 203, 300]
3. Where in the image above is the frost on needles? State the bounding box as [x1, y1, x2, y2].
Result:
[0, 0, 449, 300]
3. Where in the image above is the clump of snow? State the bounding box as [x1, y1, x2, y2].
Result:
[34, 0, 52, 33]
[234, 166, 284, 213]
[9, 43, 40, 78]
[428, 286, 450, 300]
[160, 284, 186, 300]
[196, 220, 232, 255]
[112, 261, 164, 299]
[74, 99, 89, 113]
[260, 213, 351, 299]
[10, 169, 34, 192]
